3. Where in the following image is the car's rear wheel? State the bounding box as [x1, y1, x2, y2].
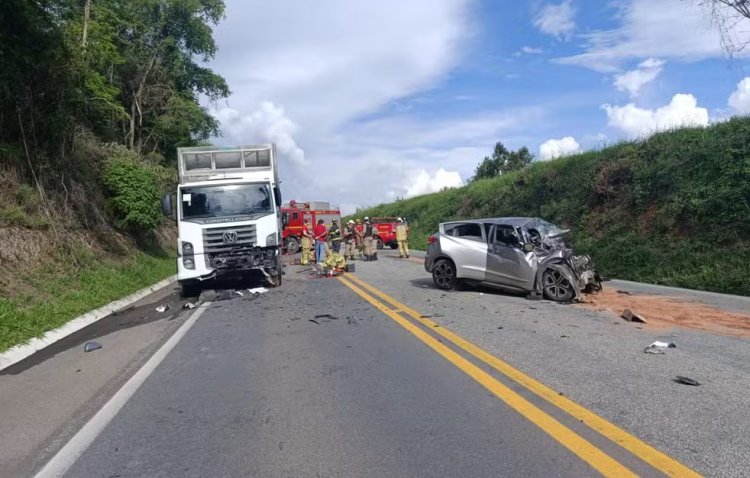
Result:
[542, 267, 575, 302]
[432, 259, 456, 290]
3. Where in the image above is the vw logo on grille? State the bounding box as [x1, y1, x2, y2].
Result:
[222, 230, 239, 244]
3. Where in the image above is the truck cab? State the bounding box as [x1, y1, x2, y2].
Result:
[162, 144, 283, 295]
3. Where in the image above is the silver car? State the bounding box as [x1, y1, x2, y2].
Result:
[424, 217, 600, 302]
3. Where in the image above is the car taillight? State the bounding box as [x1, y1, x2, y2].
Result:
[427, 234, 437, 245]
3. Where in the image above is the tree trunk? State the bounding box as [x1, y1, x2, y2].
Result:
[82, 0, 92, 48]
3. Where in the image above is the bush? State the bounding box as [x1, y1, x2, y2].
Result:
[102, 146, 161, 231]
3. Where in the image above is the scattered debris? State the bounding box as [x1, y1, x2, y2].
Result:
[235, 290, 244, 297]
[560, 335, 569, 338]
[155, 305, 169, 313]
[644, 340, 676, 354]
[183, 302, 197, 310]
[248, 287, 269, 294]
[84, 341, 102, 353]
[674, 376, 701, 386]
[622, 309, 647, 323]
[616, 290, 632, 295]
[314, 313, 339, 320]
[309, 319, 320, 325]
[497, 326, 504, 330]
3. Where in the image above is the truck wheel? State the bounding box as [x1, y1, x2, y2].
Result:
[179, 280, 201, 298]
[375, 237, 384, 249]
[273, 255, 283, 286]
[285, 236, 300, 254]
[389, 242, 398, 249]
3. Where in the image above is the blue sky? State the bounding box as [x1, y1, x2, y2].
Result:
[207, 0, 750, 213]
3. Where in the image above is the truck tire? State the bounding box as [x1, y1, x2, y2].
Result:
[389, 242, 398, 249]
[375, 237, 384, 249]
[285, 236, 300, 254]
[179, 280, 202, 298]
[273, 255, 283, 286]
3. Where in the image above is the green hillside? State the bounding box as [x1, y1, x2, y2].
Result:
[353, 118, 750, 295]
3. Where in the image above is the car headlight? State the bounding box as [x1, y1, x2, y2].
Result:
[266, 233, 277, 246]
[182, 258, 195, 270]
[182, 241, 193, 254]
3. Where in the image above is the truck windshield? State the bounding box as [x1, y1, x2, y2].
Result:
[180, 184, 272, 219]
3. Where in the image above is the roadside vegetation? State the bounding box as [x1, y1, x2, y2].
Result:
[354, 118, 750, 296]
[0, 1, 229, 351]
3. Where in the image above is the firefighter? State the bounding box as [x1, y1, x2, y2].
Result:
[343, 220, 357, 260]
[355, 219, 364, 258]
[300, 218, 312, 265]
[363, 216, 377, 261]
[313, 219, 328, 264]
[396, 217, 409, 258]
[329, 219, 342, 253]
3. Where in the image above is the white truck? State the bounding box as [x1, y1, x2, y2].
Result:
[162, 144, 284, 295]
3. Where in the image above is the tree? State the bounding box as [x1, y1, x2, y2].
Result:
[698, 0, 750, 55]
[471, 142, 533, 181]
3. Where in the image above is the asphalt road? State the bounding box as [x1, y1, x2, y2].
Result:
[2, 249, 748, 477]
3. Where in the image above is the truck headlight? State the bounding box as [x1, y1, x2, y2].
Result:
[182, 241, 193, 254]
[182, 258, 195, 270]
[266, 233, 277, 246]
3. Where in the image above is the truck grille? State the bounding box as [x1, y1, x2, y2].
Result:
[203, 224, 257, 254]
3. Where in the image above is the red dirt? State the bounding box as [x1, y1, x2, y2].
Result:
[578, 288, 750, 338]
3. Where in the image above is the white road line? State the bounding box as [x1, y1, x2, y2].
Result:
[34, 304, 210, 478]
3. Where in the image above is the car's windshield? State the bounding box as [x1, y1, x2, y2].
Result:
[180, 183, 272, 219]
[534, 219, 566, 239]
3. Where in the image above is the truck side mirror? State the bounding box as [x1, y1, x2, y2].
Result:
[273, 186, 282, 208]
[161, 194, 172, 216]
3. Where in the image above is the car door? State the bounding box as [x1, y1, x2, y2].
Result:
[440, 222, 487, 280]
[485, 225, 536, 290]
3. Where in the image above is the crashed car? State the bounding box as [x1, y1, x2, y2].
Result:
[424, 217, 601, 302]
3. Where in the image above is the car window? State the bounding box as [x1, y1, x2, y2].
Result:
[444, 223, 484, 241]
[493, 225, 520, 247]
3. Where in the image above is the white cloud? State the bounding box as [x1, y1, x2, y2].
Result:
[556, 0, 750, 72]
[728, 77, 750, 115]
[539, 136, 581, 161]
[602, 93, 709, 138]
[405, 168, 464, 198]
[533, 0, 576, 40]
[520, 46, 544, 54]
[213, 102, 308, 168]
[614, 58, 664, 97]
[207, 0, 475, 211]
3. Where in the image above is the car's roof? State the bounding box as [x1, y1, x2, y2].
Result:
[442, 217, 537, 227]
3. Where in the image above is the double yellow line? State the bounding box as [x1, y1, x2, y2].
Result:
[338, 273, 700, 478]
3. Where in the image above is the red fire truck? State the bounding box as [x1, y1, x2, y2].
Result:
[281, 200, 341, 253]
[371, 217, 400, 249]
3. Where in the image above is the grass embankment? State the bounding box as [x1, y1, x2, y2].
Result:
[353, 118, 750, 295]
[0, 250, 174, 352]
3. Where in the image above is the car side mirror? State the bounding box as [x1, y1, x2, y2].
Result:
[522, 243, 534, 253]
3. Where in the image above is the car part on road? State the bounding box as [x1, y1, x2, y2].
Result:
[644, 341, 676, 354]
[248, 287, 269, 294]
[183, 302, 197, 309]
[616, 290, 632, 295]
[674, 376, 701, 386]
[83, 342, 102, 353]
[155, 305, 169, 313]
[621, 309, 647, 323]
